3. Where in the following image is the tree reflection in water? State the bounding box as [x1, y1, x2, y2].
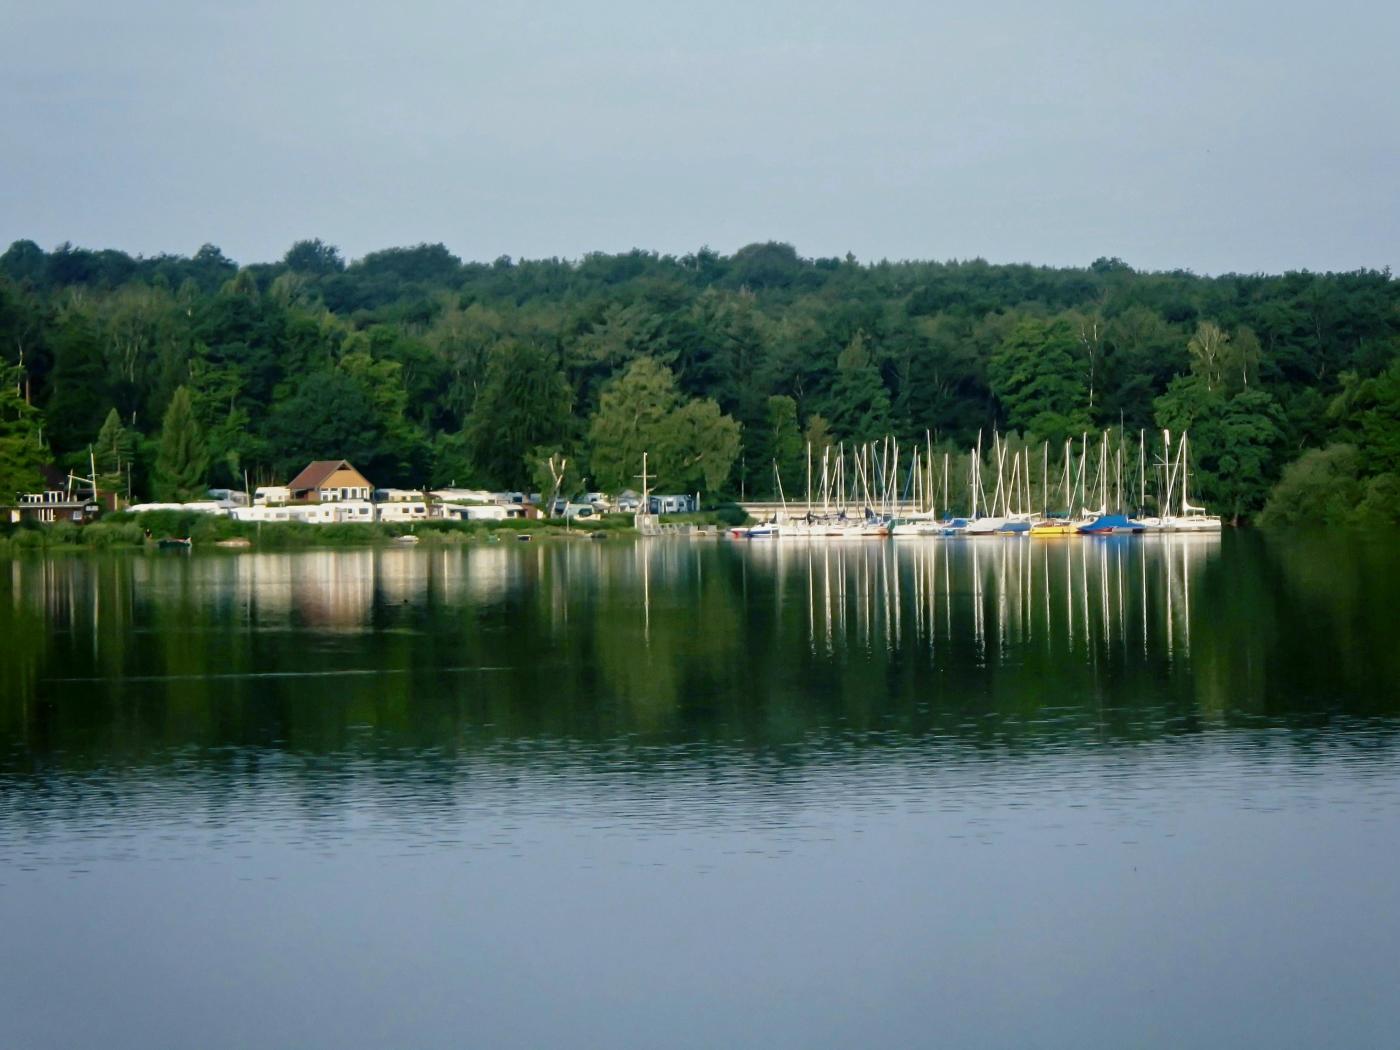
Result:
[1, 533, 1397, 773]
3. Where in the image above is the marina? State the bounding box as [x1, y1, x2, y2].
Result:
[730, 427, 1222, 539]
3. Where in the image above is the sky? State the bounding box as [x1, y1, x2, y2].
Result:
[2, 0, 1397, 275]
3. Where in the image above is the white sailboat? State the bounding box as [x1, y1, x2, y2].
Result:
[1165, 432, 1222, 532]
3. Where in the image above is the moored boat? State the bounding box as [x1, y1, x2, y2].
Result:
[1077, 513, 1145, 535]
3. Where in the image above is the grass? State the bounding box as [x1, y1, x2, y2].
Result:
[0, 507, 650, 555]
[0, 502, 758, 556]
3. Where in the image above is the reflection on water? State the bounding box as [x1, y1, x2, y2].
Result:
[3, 533, 1398, 761]
[3, 535, 1400, 1050]
[744, 535, 1217, 662]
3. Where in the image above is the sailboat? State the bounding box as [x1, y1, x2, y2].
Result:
[1031, 437, 1084, 536]
[964, 431, 1009, 534]
[891, 440, 944, 537]
[994, 447, 1038, 534]
[1078, 430, 1144, 534]
[1164, 432, 1222, 532]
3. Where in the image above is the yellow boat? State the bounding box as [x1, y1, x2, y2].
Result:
[1030, 520, 1077, 536]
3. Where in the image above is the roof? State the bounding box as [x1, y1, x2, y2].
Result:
[288, 460, 357, 491]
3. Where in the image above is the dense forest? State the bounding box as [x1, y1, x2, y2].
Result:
[1, 238, 1397, 524]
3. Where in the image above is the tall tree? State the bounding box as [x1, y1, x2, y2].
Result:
[94, 408, 137, 498]
[803, 414, 834, 459]
[1155, 379, 1283, 521]
[44, 309, 109, 452]
[587, 358, 682, 491]
[465, 342, 573, 488]
[827, 332, 891, 442]
[587, 357, 742, 496]
[656, 397, 741, 495]
[0, 363, 46, 501]
[154, 386, 209, 501]
[988, 318, 1091, 444]
[763, 395, 805, 498]
[1187, 321, 1231, 392]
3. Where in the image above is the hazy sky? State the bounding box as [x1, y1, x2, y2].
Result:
[3, 0, 1397, 274]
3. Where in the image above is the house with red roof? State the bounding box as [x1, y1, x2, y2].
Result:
[287, 460, 374, 504]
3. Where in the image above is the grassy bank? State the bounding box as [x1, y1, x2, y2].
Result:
[0, 506, 742, 555]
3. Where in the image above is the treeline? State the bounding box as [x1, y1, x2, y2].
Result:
[1, 238, 1397, 523]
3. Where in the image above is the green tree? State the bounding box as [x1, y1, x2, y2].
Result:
[94, 408, 137, 498]
[282, 239, 345, 275]
[1186, 321, 1230, 392]
[0, 363, 46, 501]
[339, 347, 430, 482]
[1258, 444, 1364, 527]
[763, 395, 805, 497]
[44, 309, 109, 452]
[1227, 326, 1263, 391]
[803, 413, 834, 459]
[154, 386, 209, 501]
[656, 397, 742, 495]
[264, 370, 375, 478]
[827, 332, 891, 442]
[1156, 379, 1283, 521]
[587, 358, 682, 491]
[187, 354, 255, 486]
[429, 431, 475, 488]
[988, 318, 1091, 443]
[1350, 361, 1400, 474]
[465, 342, 573, 488]
[587, 357, 742, 496]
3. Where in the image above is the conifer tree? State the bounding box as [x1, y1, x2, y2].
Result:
[828, 332, 892, 443]
[0, 364, 47, 502]
[154, 386, 208, 501]
[94, 408, 137, 499]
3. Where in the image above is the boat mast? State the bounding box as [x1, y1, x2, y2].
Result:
[1024, 447, 1032, 515]
[942, 452, 949, 519]
[1180, 432, 1190, 513]
[1115, 443, 1123, 513]
[1161, 429, 1174, 518]
[805, 442, 812, 518]
[925, 430, 934, 515]
[1139, 430, 1146, 514]
[971, 431, 982, 519]
[1061, 440, 1070, 512]
[1042, 441, 1049, 515]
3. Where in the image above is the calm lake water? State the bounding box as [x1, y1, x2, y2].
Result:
[2, 533, 1398, 1049]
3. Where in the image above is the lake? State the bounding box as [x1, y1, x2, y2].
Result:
[2, 533, 1398, 1049]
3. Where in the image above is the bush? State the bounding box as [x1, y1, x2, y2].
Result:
[710, 503, 750, 527]
[82, 522, 146, 548]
